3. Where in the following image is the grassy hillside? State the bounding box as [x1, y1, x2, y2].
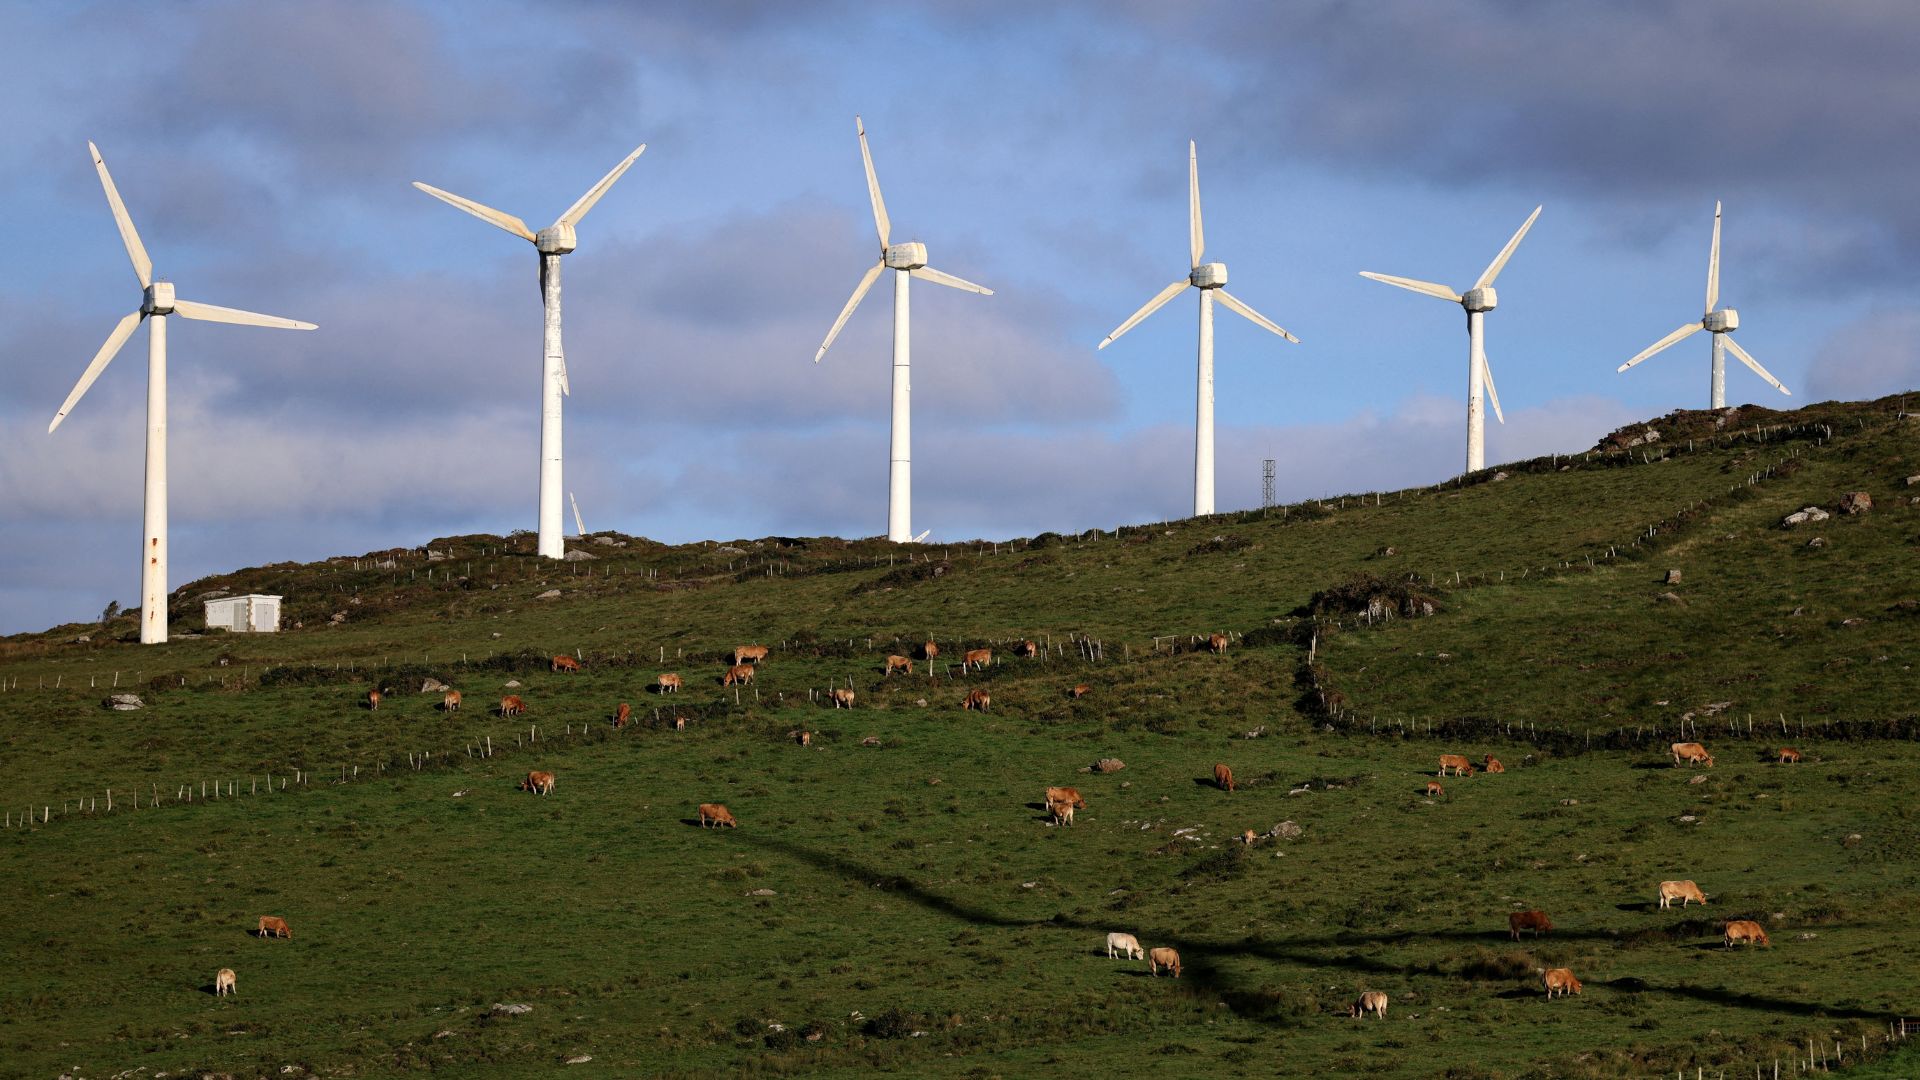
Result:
[2, 395, 1917, 1079]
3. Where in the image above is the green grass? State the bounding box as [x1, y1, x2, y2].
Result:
[2, 396, 1918, 1078]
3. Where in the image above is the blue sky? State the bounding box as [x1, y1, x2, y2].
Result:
[3, 1, 1917, 633]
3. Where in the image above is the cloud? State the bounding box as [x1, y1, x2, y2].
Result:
[1803, 307, 1920, 403]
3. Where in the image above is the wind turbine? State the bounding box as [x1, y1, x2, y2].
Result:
[813, 116, 992, 544]
[48, 142, 317, 646]
[1361, 206, 1542, 474]
[1098, 141, 1299, 518]
[412, 143, 646, 560]
[1617, 202, 1790, 408]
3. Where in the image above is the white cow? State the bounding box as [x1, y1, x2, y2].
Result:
[1105, 932, 1144, 960]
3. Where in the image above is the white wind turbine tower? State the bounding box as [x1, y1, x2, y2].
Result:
[1361, 206, 1542, 474]
[814, 116, 992, 544]
[49, 142, 317, 646]
[413, 143, 646, 560]
[1098, 142, 1299, 518]
[1618, 202, 1790, 408]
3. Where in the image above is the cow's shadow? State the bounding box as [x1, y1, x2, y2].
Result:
[1615, 902, 1657, 913]
[1191, 777, 1233, 790]
[199, 981, 227, 996]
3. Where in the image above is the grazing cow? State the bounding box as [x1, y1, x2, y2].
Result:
[1426, 781, 1444, 798]
[734, 645, 770, 667]
[673, 716, 688, 731]
[697, 802, 737, 828]
[1671, 742, 1715, 768]
[1484, 755, 1506, 774]
[922, 641, 939, 661]
[1509, 910, 1553, 941]
[521, 770, 556, 795]
[441, 689, 461, 712]
[1044, 786, 1086, 810]
[883, 655, 913, 677]
[656, 673, 683, 694]
[1148, 947, 1182, 978]
[795, 730, 812, 746]
[1777, 747, 1802, 764]
[1207, 633, 1229, 655]
[830, 688, 856, 708]
[1658, 880, 1708, 909]
[1437, 754, 1475, 777]
[499, 695, 527, 717]
[1069, 684, 1091, 699]
[1723, 919, 1770, 948]
[1106, 932, 1144, 960]
[961, 689, 991, 712]
[216, 968, 236, 997]
[613, 702, 632, 728]
[257, 915, 291, 940]
[1350, 991, 1389, 1019]
[1241, 829, 1258, 846]
[1542, 968, 1582, 998]
[1015, 639, 1039, 658]
[722, 664, 756, 687]
[551, 655, 581, 673]
[366, 689, 381, 711]
[1048, 798, 1076, 826]
[1213, 763, 1236, 792]
[963, 648, 992, 671]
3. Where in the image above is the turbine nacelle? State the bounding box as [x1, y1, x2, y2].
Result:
[1189, 262, 1228, 289]
[883, 242, 928, 270]
[141, 281, 176, 316]
[1704, 308, 1739, 333]
[535, 223, 578, 255]
[1461, 286, 1497, 313]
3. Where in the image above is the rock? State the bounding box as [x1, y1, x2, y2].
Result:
[1270, 821, 1303, 840]
[590, 535, 624, 546]
[565, 1055, 593, 1064]
[747, 888, 777, 897]
[914, 698, 928, 707]
[1656, 592, 1686, 605]
[1677, 814, 1698, 823]
[1906, 475, 1920, 487]
[1806, 537, 1827, 548]
[1560, 798, 1579, 806]
[104, 693, 144, 711]
[504, 679, 522, 689]
[329, 611, 348, 625]
[716, 545, 744, 554]
[1844, 832, 1863, 847]
[492, 1003, 533, 1016]
[562, 549, 597, 561]
[861, 736, 881, 747]
[73, 633, 91, 644]
[1688, 774, 1708, 785]
[491, 631, 503, 638]
[1841, 617, 1867, 627]
[420, 678, 450, 694]
[1782, 506, 1829, 527]
[1839, 491, 1873, 515]
[1490, 471, 1509, 482]
[535, 589, 562, 600]
[426, 549, 447, 561]
[1664, 569, 1682, 584]
[1093, 758, 1126, 773]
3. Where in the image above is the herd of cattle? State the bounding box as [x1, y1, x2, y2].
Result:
[210, 639, 1796, 1013]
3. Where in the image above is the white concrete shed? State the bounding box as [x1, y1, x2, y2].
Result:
[204, 594, 282, 633]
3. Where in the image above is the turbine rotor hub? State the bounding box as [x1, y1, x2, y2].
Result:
[883, 242, 927, 270]
[1461, 286, 1497, 313]
[1704, 308, 1739, 333]
[1190, 262, 1228, 289]
[535, 223, 577, 255]
[141, 281, 176, 316]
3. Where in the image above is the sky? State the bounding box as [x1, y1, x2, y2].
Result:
[2, 0, 1917, 634]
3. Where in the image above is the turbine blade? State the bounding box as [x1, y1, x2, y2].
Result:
[569, 492, 586, 536]
[1616, 322, 1702, 372]
[1482, 353, 1505, 424]
[49, 311, 143, 433]
[1723, 335, 1791, 396]
[89, 142, 152, 288]
[1189, 140, 1204, 269]
[1705, 200, 1722, 315]
[1475, 205, 1542, 289]
[172, 299, 317, 330]
[814, 262, 885, 362]
[856, 116, 890, 248]
[1097, 279, 1189, 349]
[909, 266, 993, 295]
[1215, 289, 1299, 343]
[557, 143, 646, 227]
[411, 181, 536, 241]
[912, 529, 931, 543]
[1359, 271, 1462, 303]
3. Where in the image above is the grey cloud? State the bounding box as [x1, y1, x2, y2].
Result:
[1803, 307, 1920, 403]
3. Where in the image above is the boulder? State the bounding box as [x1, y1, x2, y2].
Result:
[860, 736, 881, 747]
[504, 679, 522, 689]
[1840, 492, 1873, 515]
[747, 888, 777, 897]
[1664, 569, 1683, 584]
[1782, 507, 1829, 527]
[1490, 471, 1509, 482]
[1806, 536, 1827, 548]
[590, 535, 626, 547]
[1092, 758, 1126, 773]
[492, 1003, 533, 1016]
[104, 693, 144, 711]
[1905, 475, 1920, 487]
[420, 678, 450, 694]
[329, 611, 348, 625]
[562, 549, 597, 561]
[535, 589, 562, 600]
[426, 549, 448, 561]
[1269, 821, 1304, 840]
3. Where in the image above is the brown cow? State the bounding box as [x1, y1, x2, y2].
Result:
[1723, 919, 1770, 948]
[1426, 781, 1444, 798]
[1213, 763, 1236, 792]
[1148, 947, 1182, 977]
[1484, 755, 1506, 774]
[883, 655, 913, 677]
[1542, 967, 1582, 998]
[697, 802, 737, 828]
[257, 915, 292, 940]
[1671, 742, 1715, 767]
[366, 689, 381, 711]
[1044, 786, 1087, 811]
[1509, 910, 1553, 941]
[521, 770, 556, 795]
[830, 688, 856, 708]
[441, 689, 461, 712]
[1658, 880, 1708, 909]
[673, 716, 688, 730]
[613, 702, 632, 728]
[734, 645, 770, 667]
[961, 689, 991, 712]
[1015, 639, 1039, 658]
[921, 641, 940, 661]
[1350, 991, 1388, 1019]
[551, 655, 580, 673]
[1207, 632, 1229, 654]
[1069, 683, 1091, 699]
[795, 730, 813, 746]
[1777, 747, 1802, 764]
[655, 673, 683, 694]
[1241, 828, 1258, 846]
[215, 968, 237, 996]
[1437, 754, 1475, 777]
[500, 695, 527, 717]
[963, 648, 992, 671]
[722, 664, 756, 687]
